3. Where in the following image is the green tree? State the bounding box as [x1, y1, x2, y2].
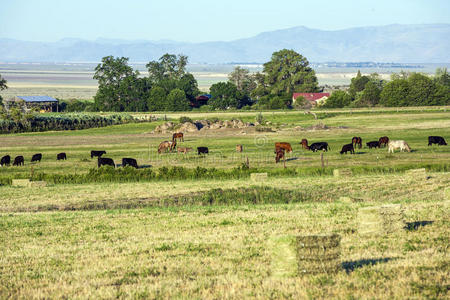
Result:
[357, 81, 381, 106]
[209, 82, 239, 109]
[322, 91, 352, 108]
[380, 79, 409, 106]
[406, 73, 435, 106]
[147, 86, 167, 111]
[166, 89, 190, 111]
[146, 53, 188, 83]
[434, 67, 450, 87]
[349, 70, 370, 98]
[176, 73, 200, 102]
[262, 49, 319, 96]
[0, 74, 7, 107]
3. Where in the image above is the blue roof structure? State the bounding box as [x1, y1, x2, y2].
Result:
[17, 96, 58, 102]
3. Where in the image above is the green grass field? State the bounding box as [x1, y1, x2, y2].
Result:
[1, 109, 449, 298]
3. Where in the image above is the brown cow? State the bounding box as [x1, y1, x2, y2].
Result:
[172, 132, 184, 142]
[275, 148, 285, 163]
[352, 137, 362, 149]
[379, 136, 389, 148]
[177, 147, 192, 154]
[158, 141, 172, 154]
[300, 139, 309, 150]
[275, 142, 292, 153]
[236, 144, 243, 152]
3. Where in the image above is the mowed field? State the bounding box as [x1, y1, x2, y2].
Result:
[1, 109, 449, 298]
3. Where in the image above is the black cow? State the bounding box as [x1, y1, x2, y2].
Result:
[122, 157, 138, 168]
[13, 156, 24, 166]
[98, 157, 115, 168]
[340, 143, 355, 154]
[91, 150, 106, 159]
[428, 136, 447, 146]
[309, 142, 330, 152]
[31, 153, 42, 162]
[197, 147, 209, 155]
[366, 141, 380, 149]
[1, 155, 11, 167]
[57, 152, 67, 160]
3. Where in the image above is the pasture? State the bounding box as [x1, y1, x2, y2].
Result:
[0, 109, 449, 298]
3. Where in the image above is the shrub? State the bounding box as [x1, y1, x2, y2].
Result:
[179, 116, 193, 124]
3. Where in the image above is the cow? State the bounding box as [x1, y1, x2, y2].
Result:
[309, 142, 330, 152]
[197, 147, 209, 155]
[388, 140, 411, 153]
[122, 158, 138, 168]
[158, 141, 172, 154]
[57, 152, 67, 160]
[366, 141, 380, 149]
[172, 132, 184, 142]
[379, 136, 389, 148]
[31, 153, 42, 163]
[428, 136, 447, 146]
[275, 148, 285, 163]
[0, 155, 11, 167]
[340, 143, 355, 154]
[91, 150, 106, 158]
[300, 139, 309, 150]
[275, 142, 293, 153]
[352, 137, 362, 149]
[177, 147, 193, 154]
[98, 157, 115, 168]
[13, 156, 24, 166]
[169, 141, 177, 151]
[236, 144, 243, 152]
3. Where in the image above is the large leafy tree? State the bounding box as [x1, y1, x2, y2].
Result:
[380, 79, 409, 107]
[262, 49, 319, 96]
[146, 53, 188, 83]
[166, 89, 190, 111]
[147, 86, 167, 111]
[0, 74, 7, 106]
[348, 70, 370, 98]
[322, 91, 352, 108]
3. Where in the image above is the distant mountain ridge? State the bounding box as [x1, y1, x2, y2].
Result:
[0, 24, 449, 63]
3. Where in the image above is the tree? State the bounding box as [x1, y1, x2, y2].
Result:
[434, 67, 450, 87]
[166, 89, 189, 111]
[147, 86, 167, 111]
[228, 66, 257, 96]
[262, 49, 319, 96]
[380, 79, 409, 107]
[322, 91, 352, 108]
[146, 53, 188, 83]
[0, 74, 7, 107]
[209, 82, 239, 109]
[406, 73, 436, 106]
[177, 73, 200, 102]
[349, 70, 370, 98]
[356, 81, 381, 106]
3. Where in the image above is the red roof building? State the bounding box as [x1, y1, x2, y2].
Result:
[293, 93, 330, 102]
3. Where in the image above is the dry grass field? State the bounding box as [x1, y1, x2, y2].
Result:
[1, 109, 449, 298]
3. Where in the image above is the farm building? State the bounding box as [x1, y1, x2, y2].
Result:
[190, 94, 211, 108]
[5, 96, 59, 113]
[292, 93, 330, 107]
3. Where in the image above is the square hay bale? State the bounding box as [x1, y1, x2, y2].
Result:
[251, 173, 268, 182]
[333, 168, 352, 177]
[379, 204, 405, 233]
[30, 181, 47, 187]
[405, 168, 427, 179]
[358, 206, 383, 235]
[268, 235, 298, 278]
[296, 234, 342, 275]
[11, 179, 31, 187]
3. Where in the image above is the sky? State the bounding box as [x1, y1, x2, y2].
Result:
[1, 0, 449, 42]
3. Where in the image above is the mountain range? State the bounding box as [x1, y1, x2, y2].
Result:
[0, 24, 449, 63]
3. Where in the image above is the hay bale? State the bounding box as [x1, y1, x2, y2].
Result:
[358, 206, 383, 235]
[268, 235, 298, 278]
[296, 234, 341, 275]
[11, 179, 31, 187]
[379, 204, 405, 233]
[333, 168, 352, 177]
[405, 168, 427, 179]
[251, 173, 268, 182]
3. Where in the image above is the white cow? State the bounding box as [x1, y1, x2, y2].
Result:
[388, 140, 411, 153]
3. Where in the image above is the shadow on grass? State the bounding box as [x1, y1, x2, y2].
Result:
[405, 220, 434, 231]
[286, 157, 298, 162]
[355, 152, 367, 155]
[138, 164, 152, 169]
[342, 257, 397, 273]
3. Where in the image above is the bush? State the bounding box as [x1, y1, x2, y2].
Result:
[179, 116, 193, 123]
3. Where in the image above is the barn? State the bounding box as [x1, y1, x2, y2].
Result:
[5, 96, 59, 112]
[292, 93, 330, 107]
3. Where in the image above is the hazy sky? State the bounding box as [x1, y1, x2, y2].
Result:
[1, 0, 449, 42]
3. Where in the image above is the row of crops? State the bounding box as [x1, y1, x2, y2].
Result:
[0, 113, 137, 133]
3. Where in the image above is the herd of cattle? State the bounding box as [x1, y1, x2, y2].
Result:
[0, 134, 447, 168]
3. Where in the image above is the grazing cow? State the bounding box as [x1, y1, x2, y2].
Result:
[172, 132, 184, 142]
[158, 141, 171, 154]
[57, 152, 67, 160]
[169, 140, 177, 151]
[366, 141, 380, 149]
[275, 148, 285, 163]
[91, 150, 106, 158]
[379, 136, 389, 148]
[197, 147, 209, 155]
[340, 143, 355, 154]
[98, 157, 115, 168]
[31, 153, 42, 163]
[122, 158, 138, 168]
[300, 139, 309, 150]
[428, 136, 447, 146]
[13, 156, 24, 166]
[388, 140, 411, 153]
[275, 142, 293, 153]
[236, 144, 243, 152]
[352, 137, 362, 149]
[1, 155, 11, 167]
[177, 147, 193, 154]
[309, 142, 330, 152]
